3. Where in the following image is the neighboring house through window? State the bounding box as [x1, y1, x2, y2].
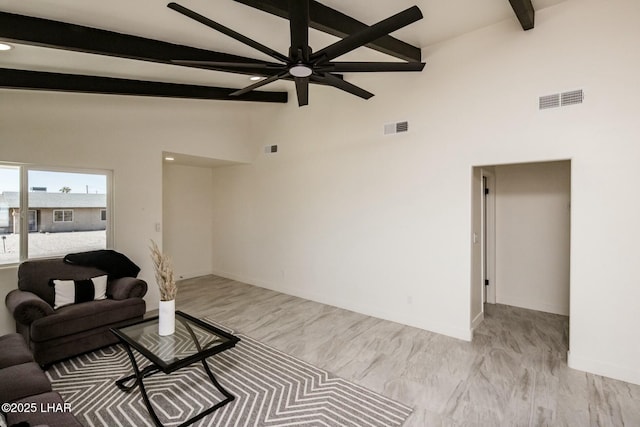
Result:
[0, 165, 112, 265]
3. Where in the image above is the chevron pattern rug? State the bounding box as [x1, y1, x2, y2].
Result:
[46, 320, 412, 427]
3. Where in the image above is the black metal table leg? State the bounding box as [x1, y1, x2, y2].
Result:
[116, 365, 162, 392]
[201, 359, 235, 402]
[118, 342, 164, 427]
[167, 320, 236, 426]
[163, 358, 235, 427]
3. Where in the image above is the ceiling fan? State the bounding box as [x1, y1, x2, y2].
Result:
[167, 1, 425, 106]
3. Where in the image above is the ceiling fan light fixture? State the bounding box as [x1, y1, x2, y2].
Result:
[289, 64, 312, 78]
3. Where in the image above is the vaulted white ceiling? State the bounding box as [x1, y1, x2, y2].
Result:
[0, 0, 567, 94]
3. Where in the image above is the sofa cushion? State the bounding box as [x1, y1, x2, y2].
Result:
[50, 275, 108, 309]
[30, 298, 145, 342]
[18, 258, 106, 307]
[0, 362, 51, 403]
[0, 334, 33, 369]
[6, 392, 83, 427]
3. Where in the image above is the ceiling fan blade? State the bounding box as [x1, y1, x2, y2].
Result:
[311, 6, 423, 63]
[289, 0, 310, 61]
[314, 73, 374, 100]
[167, 2, 289, 63]
[171, 60, 285, 70]
[294, 76, 309, 106]
[230, 71, 288, 96]
[319, 61, 425, 73]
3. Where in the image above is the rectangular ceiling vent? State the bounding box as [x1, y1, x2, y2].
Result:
[539, 89, 584, 110]
[384, 121, 409, 135]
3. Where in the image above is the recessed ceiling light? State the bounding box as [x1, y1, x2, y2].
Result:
[165, 157, 175, 161]
[0, 43, 13, 51]
[249, 76, 262, 81]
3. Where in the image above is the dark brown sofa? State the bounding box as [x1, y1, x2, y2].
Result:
[5, 255, 147, 366]
[0, 333, 82, 427]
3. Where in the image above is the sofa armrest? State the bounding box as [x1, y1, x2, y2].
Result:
[5, 290, 55, 326]
[108, 277, 148, 300]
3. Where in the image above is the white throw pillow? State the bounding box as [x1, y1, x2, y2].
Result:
[51, 275, 108, 309]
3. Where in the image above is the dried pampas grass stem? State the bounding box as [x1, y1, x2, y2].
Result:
[150, 240, 177, 301]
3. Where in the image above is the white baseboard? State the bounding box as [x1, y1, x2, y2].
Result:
[497, 295, 569, 316]
[210, 269, 473, 342]
[175, 269, 214, 281]
[568, 351, 640, 386]
[471, 311, 484, 330]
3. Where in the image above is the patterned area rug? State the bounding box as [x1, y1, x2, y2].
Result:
[46, 320, 412, 426]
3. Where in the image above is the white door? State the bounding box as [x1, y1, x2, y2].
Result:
[481, 169, 496, 306]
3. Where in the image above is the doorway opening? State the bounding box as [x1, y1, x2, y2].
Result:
[471, 160, 571, 332]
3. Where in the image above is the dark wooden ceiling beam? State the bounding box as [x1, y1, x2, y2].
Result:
[0, 68, 288, 103]
[508, 0, 535, 30]
[0, 11, 280, 77]
[232, 0, 422, 62]
[0, 11, 342, 84]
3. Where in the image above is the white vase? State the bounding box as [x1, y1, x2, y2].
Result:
[158, 299, 175, 336]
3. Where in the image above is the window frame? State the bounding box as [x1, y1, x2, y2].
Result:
[0, 163, 114, 265]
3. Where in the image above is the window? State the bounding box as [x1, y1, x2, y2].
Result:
[0, 164, 112, 265]
[53, 210, 74, 222]
[0, 165, 20, 264]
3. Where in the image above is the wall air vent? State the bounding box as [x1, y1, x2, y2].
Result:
[539, 94, 560, 110]
[561, 89, 584, 106]
[384, 121, 409, 135]
[539, 89, 584, 110]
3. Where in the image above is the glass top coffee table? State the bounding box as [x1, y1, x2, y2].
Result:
[111, 311, 240, 427]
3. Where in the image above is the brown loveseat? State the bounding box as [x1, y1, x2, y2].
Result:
[5, 251, 147, 366]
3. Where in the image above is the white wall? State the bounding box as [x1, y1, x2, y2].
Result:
[1, 0, 639, 387]
[0, 90, 255, 334]
[163, 163, 214, 279]
[494, 161, 571, 315]
[211, 0, 640, 385]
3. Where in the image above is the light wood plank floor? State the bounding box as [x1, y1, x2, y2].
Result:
[174, 275, 640, 426]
